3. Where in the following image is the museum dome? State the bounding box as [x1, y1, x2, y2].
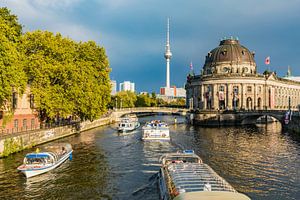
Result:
[202, 37, 257, 75]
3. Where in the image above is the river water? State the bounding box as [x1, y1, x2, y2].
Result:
[0, 115, 299, 200]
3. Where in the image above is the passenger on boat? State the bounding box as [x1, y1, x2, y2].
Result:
[203, 182, 212, 191]
[61, 147, 67, 155]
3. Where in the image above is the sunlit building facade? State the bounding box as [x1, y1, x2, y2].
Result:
[119, 81, 135, 92]
[0, 86, 40, 132]
[186, 38, 300, 111]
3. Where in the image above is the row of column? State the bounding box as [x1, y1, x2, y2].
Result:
[194, 83, 270, 110]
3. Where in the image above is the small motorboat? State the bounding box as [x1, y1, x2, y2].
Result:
[118, 114, 140, 132]
[17, 143, 73, 178]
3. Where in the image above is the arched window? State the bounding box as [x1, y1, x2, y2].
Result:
[257, 98, 262, 110]
[246, 97, 253, 110]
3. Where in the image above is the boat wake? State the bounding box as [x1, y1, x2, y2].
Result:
[131, 173, 158, 197]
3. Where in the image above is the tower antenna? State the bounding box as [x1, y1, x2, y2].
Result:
[164, 18, 172, 88]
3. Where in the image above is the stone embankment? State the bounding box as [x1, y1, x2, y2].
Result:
[0, 107, 186, 158]
[0, 115, 115, 158]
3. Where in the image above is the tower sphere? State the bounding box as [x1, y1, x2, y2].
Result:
[164, 51, 172, 59]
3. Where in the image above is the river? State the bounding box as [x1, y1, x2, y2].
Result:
[0, 115, 299, 200]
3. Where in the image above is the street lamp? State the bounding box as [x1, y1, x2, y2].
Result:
[288, 96, 291, 111]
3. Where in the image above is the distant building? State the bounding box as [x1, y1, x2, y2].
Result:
[120, 81, 135, 92]
[0, 86, 40, 132]
[283, 66, 300, 82]
[176, 87, 186, 98]
[160, 86, 186, 98]
[110, 80, 117, 95]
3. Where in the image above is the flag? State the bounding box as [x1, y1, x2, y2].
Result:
[265, 56, 270, 65]
[190, 62, 193, 70]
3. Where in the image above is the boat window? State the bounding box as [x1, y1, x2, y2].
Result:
[26, 158, 45, 164]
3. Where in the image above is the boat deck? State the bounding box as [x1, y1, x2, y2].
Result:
[166, 163, 236, 193]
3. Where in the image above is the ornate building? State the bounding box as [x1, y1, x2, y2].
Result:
[186, 38, 300, 111]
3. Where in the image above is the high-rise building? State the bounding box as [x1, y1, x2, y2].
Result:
[119, 81, 135, 92]
[110, 80, 117, 95]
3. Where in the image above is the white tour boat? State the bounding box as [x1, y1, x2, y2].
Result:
[158, 150, 251, 200]
[17, 143, 73, 178]
[117, 114, 140, 132]
[142, 120, 170, 141]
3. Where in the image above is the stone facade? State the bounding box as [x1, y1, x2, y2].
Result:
[186, 38, 300, 111]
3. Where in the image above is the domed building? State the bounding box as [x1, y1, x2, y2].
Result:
[186, 37, 300, 111]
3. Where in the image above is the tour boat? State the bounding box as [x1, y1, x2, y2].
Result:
[17, 143, 73, 178]
[117, 114, 140, 132]
[158, 150, 251, 200]
[142, 120, 170, 141]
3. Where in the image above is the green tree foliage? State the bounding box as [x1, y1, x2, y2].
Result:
[169, 98, 186, 107]
[71, 41, 111, 120]
[0, 7, 26, 107]
[21, 31, 110, 121]
[0, 7, 22, 41]
[156, 98, 167, 107]
[115, 91, 137, 108]
[150, 92, 157, 107]
[135, 94, 151, 107]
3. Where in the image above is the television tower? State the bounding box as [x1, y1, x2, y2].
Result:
[164, 18, 172, 88]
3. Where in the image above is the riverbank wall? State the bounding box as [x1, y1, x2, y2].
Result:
[0, 116, 115, 158]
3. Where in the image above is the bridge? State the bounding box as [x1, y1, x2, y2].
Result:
[111, 107, 188, 121]
[189, 109, 293, 126]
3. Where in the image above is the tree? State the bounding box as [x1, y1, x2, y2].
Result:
[169, 98, 186, 107]
[71, 41, 111, 120]
[150, 92, 157, 107]
[0, 7, 26, 108]
[0, 7, 22, 42]
[135, 94, 151, 107]
[156, 98, 167, 107]
[115, 91, 137, 108]
[21, 31, 111, 121]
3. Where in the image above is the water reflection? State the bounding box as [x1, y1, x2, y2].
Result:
[189, 123, 300, 200]
[0, 116, 299, 200]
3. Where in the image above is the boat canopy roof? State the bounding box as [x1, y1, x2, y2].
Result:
[167, 163, 236, 193]
[159, 151, 202, 164]
[26, 153, 51, 158]
[174, 191, 251, 200]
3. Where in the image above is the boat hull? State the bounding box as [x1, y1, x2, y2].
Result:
[158, 168, 170, 200]
[142, 137, 170, 142]
[18, 150, 73, 178]
[142, 129, 170, 141]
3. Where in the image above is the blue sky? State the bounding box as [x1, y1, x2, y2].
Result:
[1, 0, 300, 93]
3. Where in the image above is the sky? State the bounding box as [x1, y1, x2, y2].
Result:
[1, 0, 300, 93]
